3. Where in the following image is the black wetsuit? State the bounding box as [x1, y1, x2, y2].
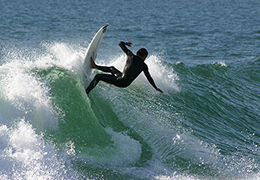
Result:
[85, 41, 158, 94]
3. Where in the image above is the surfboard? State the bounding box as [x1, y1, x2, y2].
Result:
[83, 24, 108, 84]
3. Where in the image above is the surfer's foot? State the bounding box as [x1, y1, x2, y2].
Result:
[90, 57, 97, 69]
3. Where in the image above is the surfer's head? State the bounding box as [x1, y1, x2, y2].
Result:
[137, 48, 148, 61]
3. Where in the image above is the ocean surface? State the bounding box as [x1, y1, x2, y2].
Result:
[1, 0, 260, 179]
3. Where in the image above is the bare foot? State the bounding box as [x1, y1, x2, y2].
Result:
[90, 57, 97, 69]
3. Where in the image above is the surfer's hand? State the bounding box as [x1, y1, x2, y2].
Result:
[155, 88, 163, 93]
[125, 41, 132, 47]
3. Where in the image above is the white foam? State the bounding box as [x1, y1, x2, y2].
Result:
[0, 119, 80, 180]
[0, 59, 58, 131]
[155, 174, 198, 180]
[213, 61, 227, 67]
[105, 128, 142, 165]
[0, 42, 87, 131]
[0, 43, 84, 179]
[145, 55, 180, 93]
[42, 42, 85, 76]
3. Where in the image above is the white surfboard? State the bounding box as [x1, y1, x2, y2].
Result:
[83, 24, 108, 84]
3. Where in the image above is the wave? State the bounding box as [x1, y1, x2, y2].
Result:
[0, 42, 177, 179]
[1, 42, 260, 179]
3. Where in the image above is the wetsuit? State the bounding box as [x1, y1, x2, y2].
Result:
[85, 41, 158, 94]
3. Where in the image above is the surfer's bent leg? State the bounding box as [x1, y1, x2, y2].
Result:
[86, 74, 118, 94]
[96, 65, 122, 77]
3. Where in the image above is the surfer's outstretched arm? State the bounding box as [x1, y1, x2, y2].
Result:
[143, 66, 163, 93]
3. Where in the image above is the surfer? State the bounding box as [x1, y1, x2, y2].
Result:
[85, 41, 163, 94]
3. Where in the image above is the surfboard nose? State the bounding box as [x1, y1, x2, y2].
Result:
[103, 24, 109, 32]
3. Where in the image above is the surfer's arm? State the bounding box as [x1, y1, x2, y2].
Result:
[119, 41, 133, 55]
[143, 66, 163, 93]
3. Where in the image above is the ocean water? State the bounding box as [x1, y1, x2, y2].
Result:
[1, 0, 260, 179]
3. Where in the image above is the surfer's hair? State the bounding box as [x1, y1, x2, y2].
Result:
[137, 48, 148, 58]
